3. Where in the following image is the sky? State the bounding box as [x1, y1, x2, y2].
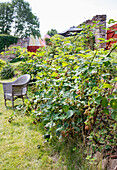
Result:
[1, 0, 117, 38]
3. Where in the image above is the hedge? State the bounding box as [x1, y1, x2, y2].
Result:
[0, 34, 18, 52]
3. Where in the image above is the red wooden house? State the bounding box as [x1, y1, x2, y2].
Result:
[106, 24, 117, 49]
[27, 35, 45, 52]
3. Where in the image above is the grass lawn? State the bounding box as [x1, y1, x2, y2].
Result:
[0, 80, 64, 170]
[0, 77, 90, 170]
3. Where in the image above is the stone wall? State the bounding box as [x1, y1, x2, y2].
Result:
[14, 37, 30, 48]
[0, 37, 30, 60]
[80, 15, 107, 48]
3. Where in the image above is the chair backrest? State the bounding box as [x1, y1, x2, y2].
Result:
[12, 74, 30, 96]
[13, 74, 31, 85]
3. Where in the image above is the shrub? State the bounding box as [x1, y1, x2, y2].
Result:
[11, 23, 117, 158]
[0, 62, 14, 79]
[9, 46, 26, 63]
[0, 59, 6, 71]
[24, 34, 117, 158]
[45, 37, 51, 45]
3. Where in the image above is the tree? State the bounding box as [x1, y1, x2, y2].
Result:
[47, 29, 57, 37]
[0, 2, 14, 34]
[12, 0, 40, 38]
[0, 0, 40, 38]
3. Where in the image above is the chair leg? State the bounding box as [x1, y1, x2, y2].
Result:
[22, 96, 24, 105]
[4, 99, 6, 107]
[26, 94, 29, 100]
[12, 98, 14, 108]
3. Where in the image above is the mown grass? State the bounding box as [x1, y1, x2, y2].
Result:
[0, 80, 91, 170]
[0, 81, 63, 170]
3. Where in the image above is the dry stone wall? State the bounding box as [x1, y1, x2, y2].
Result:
[80, 15, 107, 48]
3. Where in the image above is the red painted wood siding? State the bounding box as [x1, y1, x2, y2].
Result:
[107, 24, 117, 48]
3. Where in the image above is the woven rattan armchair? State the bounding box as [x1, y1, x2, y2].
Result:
[2, 74, 30, 108]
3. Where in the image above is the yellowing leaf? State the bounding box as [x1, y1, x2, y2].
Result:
[54, 55, 58, 58]
[51, 72, 58, 77]
[103, 83, 113, 89]
[62, 62, 68, 67]
[36, 76, 41, 79]
[74, 66, 79, 70]
[72, 76, 78, 79]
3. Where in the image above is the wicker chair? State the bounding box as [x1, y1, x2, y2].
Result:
[2, 74, 30, 108]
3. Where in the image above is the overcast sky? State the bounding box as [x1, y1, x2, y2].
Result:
[1, 0, 117, 37]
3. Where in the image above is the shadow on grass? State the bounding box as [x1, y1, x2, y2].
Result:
[6, 104, 24, 110]
[28, 122, 41, 132]
[11, 122, 21, 127]
[6, 106, 14, 110]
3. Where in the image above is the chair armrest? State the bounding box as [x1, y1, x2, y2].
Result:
[2, 82, 14, 85]
[2, 82, 13, 93]
[12, 82, 28, 86]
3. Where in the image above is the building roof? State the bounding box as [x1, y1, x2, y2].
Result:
[59, 26, 82, 37]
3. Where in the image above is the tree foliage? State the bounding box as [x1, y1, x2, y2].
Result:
[12, 0, 40, 38]
[0, 0, 40, 38]
[0, 2, 14, 34]
[47, 29, 58, 37]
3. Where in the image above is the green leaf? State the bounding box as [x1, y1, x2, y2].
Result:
[91, 108, 95, 114]
[72, 147, 76, 151]
[64, 122, 69, 128]
[101, 97, 108, 107]
[59, 115, 67, 120]
[110, 99, 117, 110]
[111, 111, 117, 119]
[98, 38, 106, 41]
[95, 96, 102, 104]
[86, 155, 92, 160]
[108, 19, 117, 24]
[108, 95, 114, 99]
[105, 145, 111, 150]
[66, 110, 74, 118]
[103, 108, 109, 115]
[101, 73, 110, 77]
[75, 127, 80, 132]
[62, 105, 69, 112]
[103, 61, 111, 67]
[71, 121, 75, 127]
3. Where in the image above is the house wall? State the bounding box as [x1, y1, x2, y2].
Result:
[107, 24, 117, 48]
